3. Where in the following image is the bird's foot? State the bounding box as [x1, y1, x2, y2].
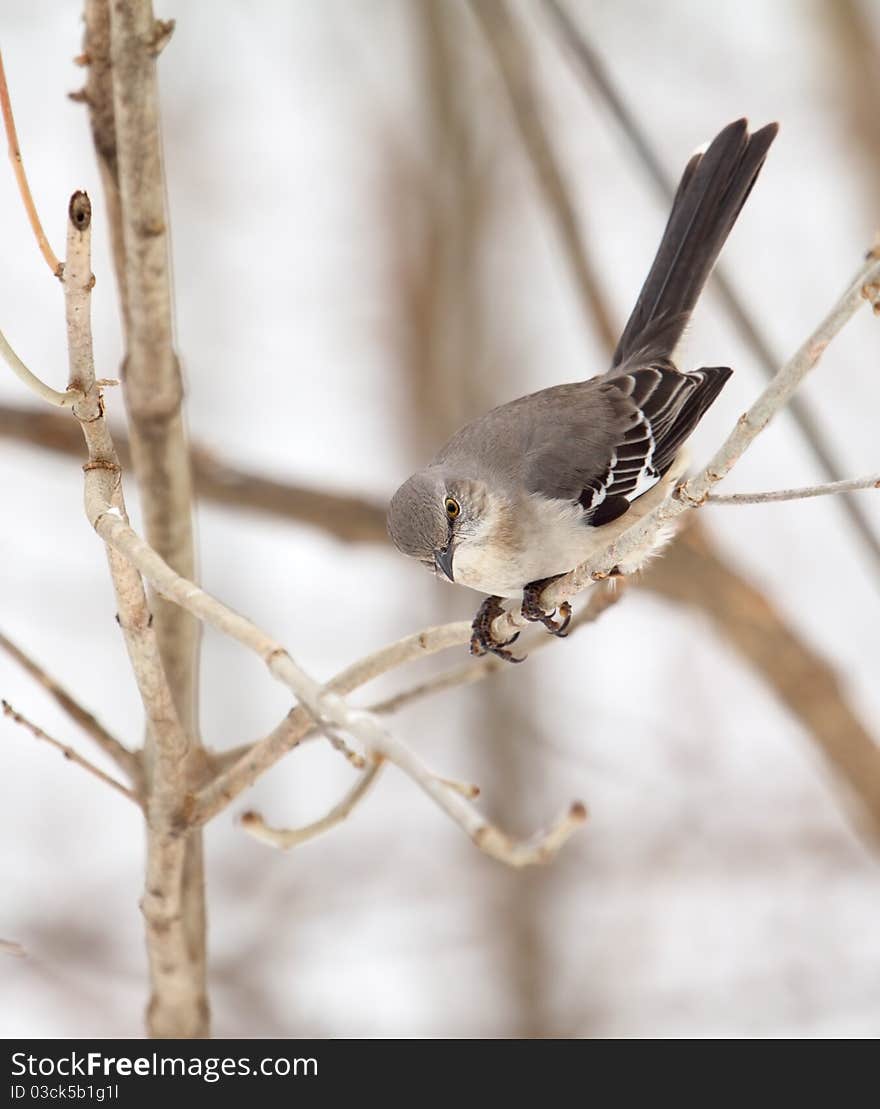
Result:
[522, 576, 572, 637]
[469, 595, 524, 664]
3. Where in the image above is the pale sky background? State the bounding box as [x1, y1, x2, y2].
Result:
[1, 0, 879, 1037]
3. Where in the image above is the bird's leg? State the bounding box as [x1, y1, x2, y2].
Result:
[469, 595, 524, 664]
[521, 575, 572, 637]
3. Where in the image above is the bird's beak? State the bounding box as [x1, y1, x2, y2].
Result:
[434, 543, 455, 582]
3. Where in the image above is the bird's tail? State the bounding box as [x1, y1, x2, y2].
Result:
[611, 118, 778, 369]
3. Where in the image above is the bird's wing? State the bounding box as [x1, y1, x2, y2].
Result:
[523, 364, 731, 527]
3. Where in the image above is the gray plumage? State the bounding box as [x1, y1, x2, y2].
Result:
[388, 119, 778, 607]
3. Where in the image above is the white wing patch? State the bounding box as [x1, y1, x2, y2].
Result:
[579, 363, 731, 526]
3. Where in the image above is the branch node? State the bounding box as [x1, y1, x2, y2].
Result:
[150, 19, 176, 56]
[673, 481, 707, 509]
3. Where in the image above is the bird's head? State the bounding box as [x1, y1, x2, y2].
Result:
[386, 468, 493, 582]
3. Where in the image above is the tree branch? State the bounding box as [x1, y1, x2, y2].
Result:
[99, 0, 199, 740]
[2, 698, 140, 804]
[367, 580, 626, 717]
[707, 473, 880, 506]
[60, 189, 206, 1040]
[0, 49, 62, 275]
[0, 329, 80, 408]
[0, 405, 390, 542]
[0, 628, 141, 787]
[240, 758, 385, 850]
[85, 494, 588, 863]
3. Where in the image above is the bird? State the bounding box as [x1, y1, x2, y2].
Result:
[387, 118, 778, 662]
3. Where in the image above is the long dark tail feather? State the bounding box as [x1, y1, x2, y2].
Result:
[611, 118, 778, 368]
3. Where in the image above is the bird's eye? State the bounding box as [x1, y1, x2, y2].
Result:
[444, 496, 460, 520]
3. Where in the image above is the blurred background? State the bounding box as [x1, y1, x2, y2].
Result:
[2, 0, 880, 1037]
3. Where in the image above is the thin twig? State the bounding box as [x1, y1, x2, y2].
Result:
[377, 723, 587, 867]
[0, 49, 62, 276]
[197, 582, 624, 816]
[707, 473, 880, 506]
[0, 628, 141, 786]
[240, 758, 385, 850]
[540, 0, 880, 575]
[0, 329, 80, 408]
[368, 581, 625, 716]
[2, 699, 140, 804]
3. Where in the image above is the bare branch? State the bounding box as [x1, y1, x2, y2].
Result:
[376, 723, 586, 867]
[2, 699, 140, 804]
[540, 0, 880, 574]
[85, 500, 587, 862]
[0, 939, 26, 959]
[240, 759, 385, 850]
[194, 581, 624, 822]
[0, 49, 62, 275]
[0, 628, 141, 786]
[92, 0, 200, 739]
[707, 473, 880, 506]
[368, 580, 626, 716]
[0, 329, 80, 408]
[74, 425, 588, 861]
[60, 188, 205, 1039]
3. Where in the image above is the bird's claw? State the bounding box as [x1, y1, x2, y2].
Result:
[470, 595, 525, 663]
[522, 577, 572, 638]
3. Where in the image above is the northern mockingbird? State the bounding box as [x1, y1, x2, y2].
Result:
[387, 118, 778, 661]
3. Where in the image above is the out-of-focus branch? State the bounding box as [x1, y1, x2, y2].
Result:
[642, 523, 880, 843]
[10, 404, 872, 526]
[468, 0, 617, 352]
[92, 0, 199, 739]
[540, 0, 880, 575]
[0, 404, 390, 543]
[0, 50, 62, 276]
[0, 629, 141, 787]
[2, 699, 140, 804]
[707, 473, 880, 506]
[824, 0, 880, 192]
